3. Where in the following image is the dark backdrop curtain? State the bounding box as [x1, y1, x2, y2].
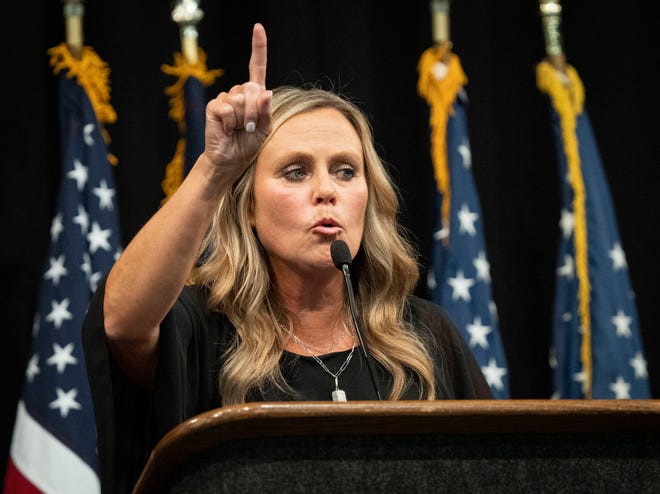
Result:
[2, 0, 658, 480]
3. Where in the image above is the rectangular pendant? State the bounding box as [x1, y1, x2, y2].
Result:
[332, 389, 347, 402]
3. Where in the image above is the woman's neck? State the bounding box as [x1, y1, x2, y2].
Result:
[274, 272, 353, 355]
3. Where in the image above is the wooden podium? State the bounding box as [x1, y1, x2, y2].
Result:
[132, 400, 660, 493]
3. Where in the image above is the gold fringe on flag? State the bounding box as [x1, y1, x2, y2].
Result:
[160, 49, 223, 203]
[48, 43, 118, 165]
[417, 44, 467, 237]
[536, 60, 592, 398]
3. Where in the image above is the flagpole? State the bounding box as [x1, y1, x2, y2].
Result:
[172, 0, 204, 64]
[63, 0, 84, 59]
[539, 0, 566, 72]
[431, 0, 450, 43]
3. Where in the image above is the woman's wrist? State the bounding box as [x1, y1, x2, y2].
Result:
[193, 152, 237, 200]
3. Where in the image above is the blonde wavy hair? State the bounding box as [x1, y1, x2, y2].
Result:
[193, 86, 436, 404]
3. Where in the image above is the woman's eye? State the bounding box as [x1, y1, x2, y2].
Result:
[336, 166, 356, 181]
[283, 167, 307, 182]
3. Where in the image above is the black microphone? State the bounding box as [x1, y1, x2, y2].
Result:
[330, 240, 382, 400]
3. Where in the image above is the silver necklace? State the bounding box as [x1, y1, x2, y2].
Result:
[288, 325, 356, 402]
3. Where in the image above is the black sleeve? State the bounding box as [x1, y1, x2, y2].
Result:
[82, 279, 223, 494]
[406, 296, 493, 399]
[82, 277, 150, 494]
[150, 284, 224, 441]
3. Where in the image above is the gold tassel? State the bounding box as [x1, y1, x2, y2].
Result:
[48, 43, 118, 165]
[417, 44, 467, 238]
[161, 139, 186, 205]
[160, 49, 223, 204]
[536, 61, 592, 398]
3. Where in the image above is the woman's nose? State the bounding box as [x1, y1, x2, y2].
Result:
[313, 172, 337, 204]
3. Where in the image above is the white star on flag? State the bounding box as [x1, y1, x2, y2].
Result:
[447, 270, 475, 302]
[46, 342, 78, 374]
[93, 179, 116, 211]
[48, 387, 82, 418]
[83, 123, 95, 146]
[89, 271, 103, 293]
[457, 138, 471, 169]
[473, 251, 491, 282]
[86, 221, 112, 254]
[480, 358, 507, 390]
[557, 254, 574, 279]
[433, 227, 449, 241]
[44, 298, 74, 329]
[572, 371, 586, 384]
[73, 204, 90, 235]
[44, 254, 68, 286]
[559, 208, 574, 238]
[611, 309, 632, 338]
[67, 159, 89, 191]
[608, 242, 627, 271]
[488, 301, 498, 322]
[609, 376, 631, 399]
[427, 269, 437, 290]
[26, 355, 41, 383]
[629, 352, 648, 379]
[572, 371, 589, 395]
[457, 203, 478, 236]
[81, 252, 92, 280]
[466, 316, 492, 349]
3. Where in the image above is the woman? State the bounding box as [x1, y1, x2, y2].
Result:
[83, 23, 491, 493]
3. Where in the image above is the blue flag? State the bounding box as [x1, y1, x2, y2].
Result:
[418, 48, 510, 398]
[161, 50, 222, 201]
[427, 91, 510, 398]
[538, 62, 650, 399]
[182, 76, 206, 176]
[4, 46, 121, 493]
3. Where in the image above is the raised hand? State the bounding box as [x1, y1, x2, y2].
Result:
[203, 23, 272, 181]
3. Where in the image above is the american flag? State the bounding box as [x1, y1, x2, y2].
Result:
[419, 50, 510, 398]
[537, 61, 650, 399]
[4, 50, 121, 492]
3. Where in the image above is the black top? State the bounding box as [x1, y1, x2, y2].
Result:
[82, 280, 492, 494]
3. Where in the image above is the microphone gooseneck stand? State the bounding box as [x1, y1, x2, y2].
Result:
[330, 240, 383, 400]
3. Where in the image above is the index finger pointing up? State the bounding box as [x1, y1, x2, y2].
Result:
[249, 23, 268, 87]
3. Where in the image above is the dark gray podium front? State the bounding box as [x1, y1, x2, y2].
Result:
[132, 400, 660, 493]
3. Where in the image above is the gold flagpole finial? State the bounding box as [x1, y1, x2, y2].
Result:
[430, 0, 451, 46]
[539, 1, 566, 71]
[172, 0, 204, 64]
[62, 0, 84, 59]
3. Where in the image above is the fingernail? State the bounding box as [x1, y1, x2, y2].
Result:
[245, 121, 256, 133]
